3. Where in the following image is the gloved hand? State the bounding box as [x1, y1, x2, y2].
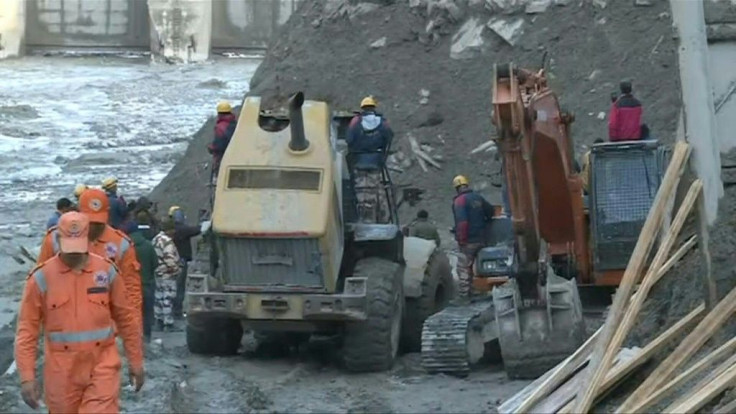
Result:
[200, 220, 212, 234]
[21, 380, 41, 409]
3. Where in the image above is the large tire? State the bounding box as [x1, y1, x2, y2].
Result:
[186, 315, 243, 355]
[401, 251, 453, 352]
[343, 257, 404, 372]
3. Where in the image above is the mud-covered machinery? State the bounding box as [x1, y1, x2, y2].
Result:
[422, 64, 668, 379]
[185, 92, 452, 371]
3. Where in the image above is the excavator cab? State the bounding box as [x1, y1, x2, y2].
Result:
[588, 139, 669, 284]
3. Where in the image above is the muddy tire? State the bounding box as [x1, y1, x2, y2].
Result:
[401, 251, 453, 352]
[186, 315, 243, 355]
[343, 257, 404, 372]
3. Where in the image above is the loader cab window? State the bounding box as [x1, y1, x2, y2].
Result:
[227, 168, 322, 192]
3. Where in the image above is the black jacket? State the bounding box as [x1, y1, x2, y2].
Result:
[173, 222, 201, 262]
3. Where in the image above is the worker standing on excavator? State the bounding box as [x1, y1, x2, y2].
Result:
[208, 101, 238, 183]
[452, 175, 494, 304]
[346, 96, 394, 223]
[608, 81, 649, 141]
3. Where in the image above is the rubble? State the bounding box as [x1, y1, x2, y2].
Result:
[487, 17, 525, 46]
[370, 36, 387, 48]
[450, 17, 487, 59]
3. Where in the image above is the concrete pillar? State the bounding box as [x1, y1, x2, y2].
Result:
[670, 0, 723, 224]
[148, 0, 212, 63]
[0, 0, 25, 59]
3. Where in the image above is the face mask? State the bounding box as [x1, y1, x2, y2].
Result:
[60, 253, 86, 269]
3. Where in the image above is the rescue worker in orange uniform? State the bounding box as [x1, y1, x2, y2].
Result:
[15, 212, 144, 412]
[38, 188, 143, 324]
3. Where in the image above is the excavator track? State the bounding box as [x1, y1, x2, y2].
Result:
[420, 299, 497, 377]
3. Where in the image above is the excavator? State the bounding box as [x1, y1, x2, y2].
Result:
[421, 63, 668, 379]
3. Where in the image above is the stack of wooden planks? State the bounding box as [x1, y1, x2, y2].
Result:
[500, 141, 736, 413]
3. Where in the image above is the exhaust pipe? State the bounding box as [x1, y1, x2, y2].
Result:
[288, 92, 309, 151]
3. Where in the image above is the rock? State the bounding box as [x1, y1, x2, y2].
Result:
[554, 0, 571, 5]
[597, 112, 606, 120]
[525, 0, 552, 14]
[450, 17, 486, 59]
[588, 69, 600, 80]
[420, 97, 430, 105]
[420, 89, 431, 98]
[370, 37, 387, 48]
[592, 0, 607, 9]
[417, 111, 445, 127]
[487, 17, 525, 46]
[634, 0, 652, 5]
[311, 18, 322, 28]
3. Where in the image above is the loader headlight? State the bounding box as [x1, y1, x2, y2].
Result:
[482, 259, 506, 272]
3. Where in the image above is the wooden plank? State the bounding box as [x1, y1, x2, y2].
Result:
[616, 284, 736, 413]
[532, 348, 640, 414]
[579, 179, 701, 399]
[714, 395, 736, 414]
[629, 335, 736, 413]
[572, 141, 692, 413]
[508, 236, 696, 414]
[498, 357, 577, 414]
[665, 359, 736, 413]
[668, 351, 736, 410]
[556, 303, 705, 414]
[513, 328, 601, 413]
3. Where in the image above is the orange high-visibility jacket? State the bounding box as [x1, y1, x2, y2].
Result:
[15, 253, 143, 412]
[38, 225, 142, 321]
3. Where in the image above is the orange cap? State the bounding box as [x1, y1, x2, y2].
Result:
[78, 188, 110, 223]
[57, 212, 89, 253]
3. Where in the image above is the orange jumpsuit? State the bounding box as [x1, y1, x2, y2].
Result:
[38, 225, 142, 323]
[15, 253, 143, 413]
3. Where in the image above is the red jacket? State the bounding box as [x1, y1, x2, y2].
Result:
[208, 113, 237, 162]
[608, 95, 642, 141]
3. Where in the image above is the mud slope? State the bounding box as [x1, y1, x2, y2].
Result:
[151, 0, 680, 226]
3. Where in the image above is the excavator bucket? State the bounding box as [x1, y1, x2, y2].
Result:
[492, 271, 586, 379]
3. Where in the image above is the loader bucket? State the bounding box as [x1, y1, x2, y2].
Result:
[492, 272, 586, 379]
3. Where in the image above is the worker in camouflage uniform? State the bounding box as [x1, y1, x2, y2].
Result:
[152, 218, 181, 331]
[346, 96, 394, 223]
[407, 210, 441, 247]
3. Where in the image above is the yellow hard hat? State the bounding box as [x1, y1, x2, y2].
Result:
[360, 96, 377, 108]
[217, 101, 232, 113]
[453, 175, 469, 188]
[101, 177, 118, 190]
[73, 184, 88, 198]
[168, 206, 181, 217]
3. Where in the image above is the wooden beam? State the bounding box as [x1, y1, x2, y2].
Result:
[572, 141, 691, 413]
[556, 303, 705, 414]
[668, 351, 736, 410]
[665, 359, 736, 413]
[617, 284, 736, 412]
[498, 353, 584, 414]
[507, 236, 697, 414]
[714, 395, 736, 414]
[629, 335, 736, 413]
[532, 348, 640, 414]
[577, 179, 701, 406]
[513, 328, 601, 413]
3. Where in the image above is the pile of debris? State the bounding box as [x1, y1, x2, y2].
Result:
[500, 142, 736, 413]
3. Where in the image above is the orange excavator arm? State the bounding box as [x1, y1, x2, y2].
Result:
[491, 63, 590, 292]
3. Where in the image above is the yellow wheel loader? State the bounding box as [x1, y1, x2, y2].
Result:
[185, 92, 453, 371]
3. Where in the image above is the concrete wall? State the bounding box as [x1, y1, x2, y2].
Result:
[212, 0, 301, 50]
[25, 0, 150, 48]
[20, 0, 300, 52]
[0, 0, 26, 58]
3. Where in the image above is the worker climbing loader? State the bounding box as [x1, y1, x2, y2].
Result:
[185, 92, 452, 371]
[422, 64, 669, 379]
